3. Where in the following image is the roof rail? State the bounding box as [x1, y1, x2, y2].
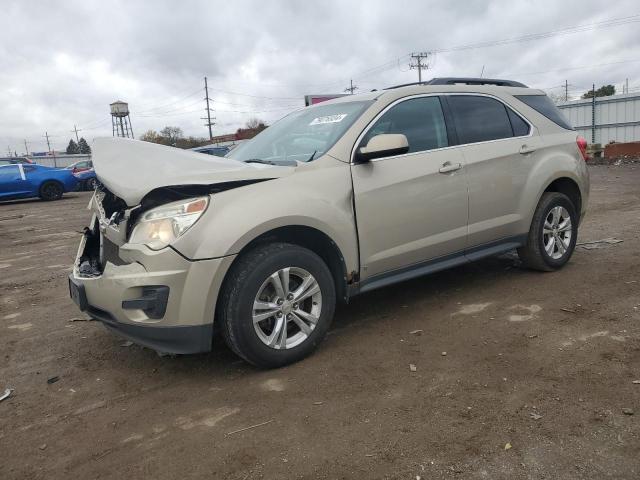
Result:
[385, 77, 528, 89]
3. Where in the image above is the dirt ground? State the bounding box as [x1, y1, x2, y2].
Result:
[1, 164, 639, 479]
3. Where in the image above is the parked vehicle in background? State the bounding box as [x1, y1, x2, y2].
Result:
[66, 160, 93, 174]
[0, 164, 78, 201]
[69, 78, 589, 368]
[74, 168, 98, 191]
[190, 144, 231, 157]
[0, 157, 33, 166]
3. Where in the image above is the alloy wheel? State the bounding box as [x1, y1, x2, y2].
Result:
[252, 267, 322, 350]
[543, 205, 572, 260]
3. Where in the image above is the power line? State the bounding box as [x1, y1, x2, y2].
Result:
[432, 14, 640, 54]
[136, 98, 203, 116]
[134, 86, 203, 113]
[205, 86, 300, 100]
[508, 58, 640, 78]
[333, 13, 640, 87]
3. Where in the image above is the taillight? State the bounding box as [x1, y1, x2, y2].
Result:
[576, 136, 588, 161]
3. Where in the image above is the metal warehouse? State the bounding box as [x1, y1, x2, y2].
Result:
[556, 92, 640, 144]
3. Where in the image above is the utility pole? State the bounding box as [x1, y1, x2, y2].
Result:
[202, 77, 215, 141]
[44, 131, 57, 167]
[591, 83, 596, 144]
[72, 125, 81, 142]
[564, 80, 569, 101]
[409, 52, 431, 83]
[344, 79, 358, 94]
[44, 131, 52, 152]
[7, 146, 11, 157]
[625, 78, 629, 94]
[24, 139, 29, 156]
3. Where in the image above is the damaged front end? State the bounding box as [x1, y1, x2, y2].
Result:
[75, 187, 133, 277]
[68, 184, 235, 353]
[68, 137, 296, 353]
[76, 179, 273, 277]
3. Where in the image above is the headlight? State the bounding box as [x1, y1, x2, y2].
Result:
[129, 196, 209, 250]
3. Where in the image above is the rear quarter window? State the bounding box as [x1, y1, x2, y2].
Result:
[448, 95, 514, 144]
[515, 95, 573, 130]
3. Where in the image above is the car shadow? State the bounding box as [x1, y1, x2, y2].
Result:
[84, 252, 528, 378]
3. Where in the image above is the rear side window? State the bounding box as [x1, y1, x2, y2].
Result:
[448, 96, 514, 144]
[360, 96, 448, 153]
[515, 95, 573, 130]
[507, 109, 530, 137]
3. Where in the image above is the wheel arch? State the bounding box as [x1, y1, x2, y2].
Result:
[221, 225, 352, 306]
[543, 177, 582, 219]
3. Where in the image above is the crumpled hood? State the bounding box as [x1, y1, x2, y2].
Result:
[92, 137, 294, 205]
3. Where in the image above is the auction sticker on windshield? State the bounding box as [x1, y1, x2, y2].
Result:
[309, 114, 348, 125]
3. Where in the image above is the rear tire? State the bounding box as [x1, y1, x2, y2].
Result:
[39, 181, 64, 201]
[518, 192, 578, 271]
[218, 242, 336, 368]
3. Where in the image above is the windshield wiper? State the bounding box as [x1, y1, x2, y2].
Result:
[307, 150, 317, 161]
[244, 158, 278, 165]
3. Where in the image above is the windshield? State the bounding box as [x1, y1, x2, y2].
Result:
[227, 100, 372, 164]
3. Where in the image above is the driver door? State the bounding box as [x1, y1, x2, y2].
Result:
[0, 164, 28, 198]
[351, 95, 469, 280]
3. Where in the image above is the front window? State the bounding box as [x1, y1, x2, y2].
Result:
[227, 101, 372, 165]
[359, 96, 449, 153]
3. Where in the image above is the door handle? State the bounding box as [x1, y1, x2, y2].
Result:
[439, 162, 462, 173]
[519, 144, 536, 155]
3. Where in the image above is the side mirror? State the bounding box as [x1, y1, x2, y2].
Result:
[355, 134, 409, 163]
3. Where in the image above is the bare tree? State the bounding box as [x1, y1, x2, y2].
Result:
[159, 126, 184, 145]
[245, 118, 266, 130]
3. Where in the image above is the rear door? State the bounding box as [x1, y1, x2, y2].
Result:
[445, 94, 537, 248]
[351, 95, 469, 279]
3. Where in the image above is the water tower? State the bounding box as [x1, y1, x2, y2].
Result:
[110, 100, 134, 139]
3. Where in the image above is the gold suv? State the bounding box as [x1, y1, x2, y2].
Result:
[69, 78, 590, 368]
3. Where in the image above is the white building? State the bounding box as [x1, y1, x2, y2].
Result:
[556, 92, 640, 145]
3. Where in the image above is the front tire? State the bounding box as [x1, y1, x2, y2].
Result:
[39, 181, 64, 201]
[518, 192, 578, 271]
[218, 243, 336, 368]
[86, 177, 98, 190]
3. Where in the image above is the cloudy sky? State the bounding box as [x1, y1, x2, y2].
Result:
[1, 0, 639, 153]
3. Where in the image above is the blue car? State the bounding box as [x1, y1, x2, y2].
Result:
[190, 145, 231, 156]
[74, 168, 98, 191]
[0, 164, 79, 201]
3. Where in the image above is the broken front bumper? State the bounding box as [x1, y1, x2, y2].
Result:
[68, 215, 235, 354]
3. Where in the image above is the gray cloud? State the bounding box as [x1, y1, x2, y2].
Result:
[1, 0, 639, 153]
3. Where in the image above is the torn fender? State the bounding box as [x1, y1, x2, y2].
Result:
[92, 137, 295, 206]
